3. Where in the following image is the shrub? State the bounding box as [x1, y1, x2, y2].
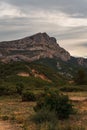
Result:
[2, 115, 9, 121]
[74, 69, 87, 85]
[16, 83, 24, 95]
[34, 89, 74, 119]
[32, 108, 57, 124]
[0, 85, 16, 96]
[35, 92, 45, 100]
[22, 91, 36, 101]
[38, 122, 85, 130]
[60, 86, 84, 92]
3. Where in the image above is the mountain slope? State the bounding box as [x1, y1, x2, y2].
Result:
[0, 32, 70, 62]
[0, 32, 87, 79]
[0, 61, 67, 94]
[33, 57, 87, 78]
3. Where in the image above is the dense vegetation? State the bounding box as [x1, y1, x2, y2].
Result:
[34, 58, 87, 81]
[0, 60, 86, 130]
[0, 61, 67, 96]
[32, 89, 85, 130]
[0, 60, 86, 96]
[34, 89, 74, 120]
[74, 69, 87, 85]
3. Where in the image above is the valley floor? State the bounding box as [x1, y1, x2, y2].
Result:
[0, 92, 87, 130]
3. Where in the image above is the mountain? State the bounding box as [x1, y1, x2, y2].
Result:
[0, 32, 87, 78]
[0, 32, 70, 62]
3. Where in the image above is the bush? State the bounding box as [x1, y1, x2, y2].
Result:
[32, 108, 57, 124]
[35, 92, 45, 100]
[2, 115, 9, 121]
[34, 89, 74, 119]
[0, 85, 16, 96]
[60, 86, 84, 92]
[22, 91, 36, 101]
[74, 69, 87, 85]
[16, 83, 24, 95]
[38, 122, 85, 130]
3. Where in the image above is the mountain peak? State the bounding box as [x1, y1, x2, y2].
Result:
[31, 32, 49, 37]
[29, 32, 50, 41]
[28, 32, 57, 45]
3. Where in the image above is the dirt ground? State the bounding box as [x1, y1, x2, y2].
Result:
[0, 121, 21, 130]
[0, 92, 87, 130]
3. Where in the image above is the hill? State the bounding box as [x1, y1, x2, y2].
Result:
[0, 32, 87, 78]
[0, 61, 67, 95]
[0, 32, 87, 87]
[0, 33, 87, 130]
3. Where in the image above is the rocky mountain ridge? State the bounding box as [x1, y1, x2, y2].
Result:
[0, 32, 70, 62]
[0, 32, 87, 67]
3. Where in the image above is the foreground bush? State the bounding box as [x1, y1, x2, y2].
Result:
[22, 91, 36, 101]
[32, 108, 57, 124]
[34, 89, 74, 119]
[37, 122, 85, 130]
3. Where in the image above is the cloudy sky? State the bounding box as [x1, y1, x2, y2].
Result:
[0, 0, 87, 57]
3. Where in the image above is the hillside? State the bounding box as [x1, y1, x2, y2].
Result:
[0, 32, 87, 79]
[0, 61, 67, 96]
[0, 33, 87, 130]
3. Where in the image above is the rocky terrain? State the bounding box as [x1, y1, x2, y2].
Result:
[0, 32, 87, 71]
[0, 32, 71, 62]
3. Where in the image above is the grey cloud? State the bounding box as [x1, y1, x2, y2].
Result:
[4, 0, 87, 18]
[78, 42, 87, 47]
[56, 27, 87, 40]
[0, 0, 87, 57]
[0, 16, 59, 41]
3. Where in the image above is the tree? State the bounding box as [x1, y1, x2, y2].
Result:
[75, 69, 87, 85]
[34, 89, 74, 119]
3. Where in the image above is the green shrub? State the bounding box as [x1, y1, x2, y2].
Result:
[60, 86, 84, 92]
[34, 89, 74, 119]
[35, 92, 45, 100]
[38, 122, 85, 130]
[2, 115, 9, 120]
[0, 85, 16, 96]
[74, 69, 87, 85]
[32, 108, 57, 124]
[16, 83, 24, 95]
[22, 91, 36, 101]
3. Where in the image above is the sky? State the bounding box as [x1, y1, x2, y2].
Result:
[0, 0, 87, 57]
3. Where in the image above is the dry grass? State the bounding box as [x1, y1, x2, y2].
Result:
[0, 92, 87, 130]
[0, 120, 20, 130]
[68, 92, 87, 129]
[66, 92, 87, 97]
[0, 96, 36, 130]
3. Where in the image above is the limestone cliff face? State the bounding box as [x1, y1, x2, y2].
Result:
[0, 32, 71, 62]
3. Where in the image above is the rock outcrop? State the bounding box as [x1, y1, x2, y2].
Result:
[77, 57, 87, 66]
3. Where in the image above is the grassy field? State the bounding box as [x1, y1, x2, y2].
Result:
[0, 91, 86, 130]
[0, 95, 36, 130]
